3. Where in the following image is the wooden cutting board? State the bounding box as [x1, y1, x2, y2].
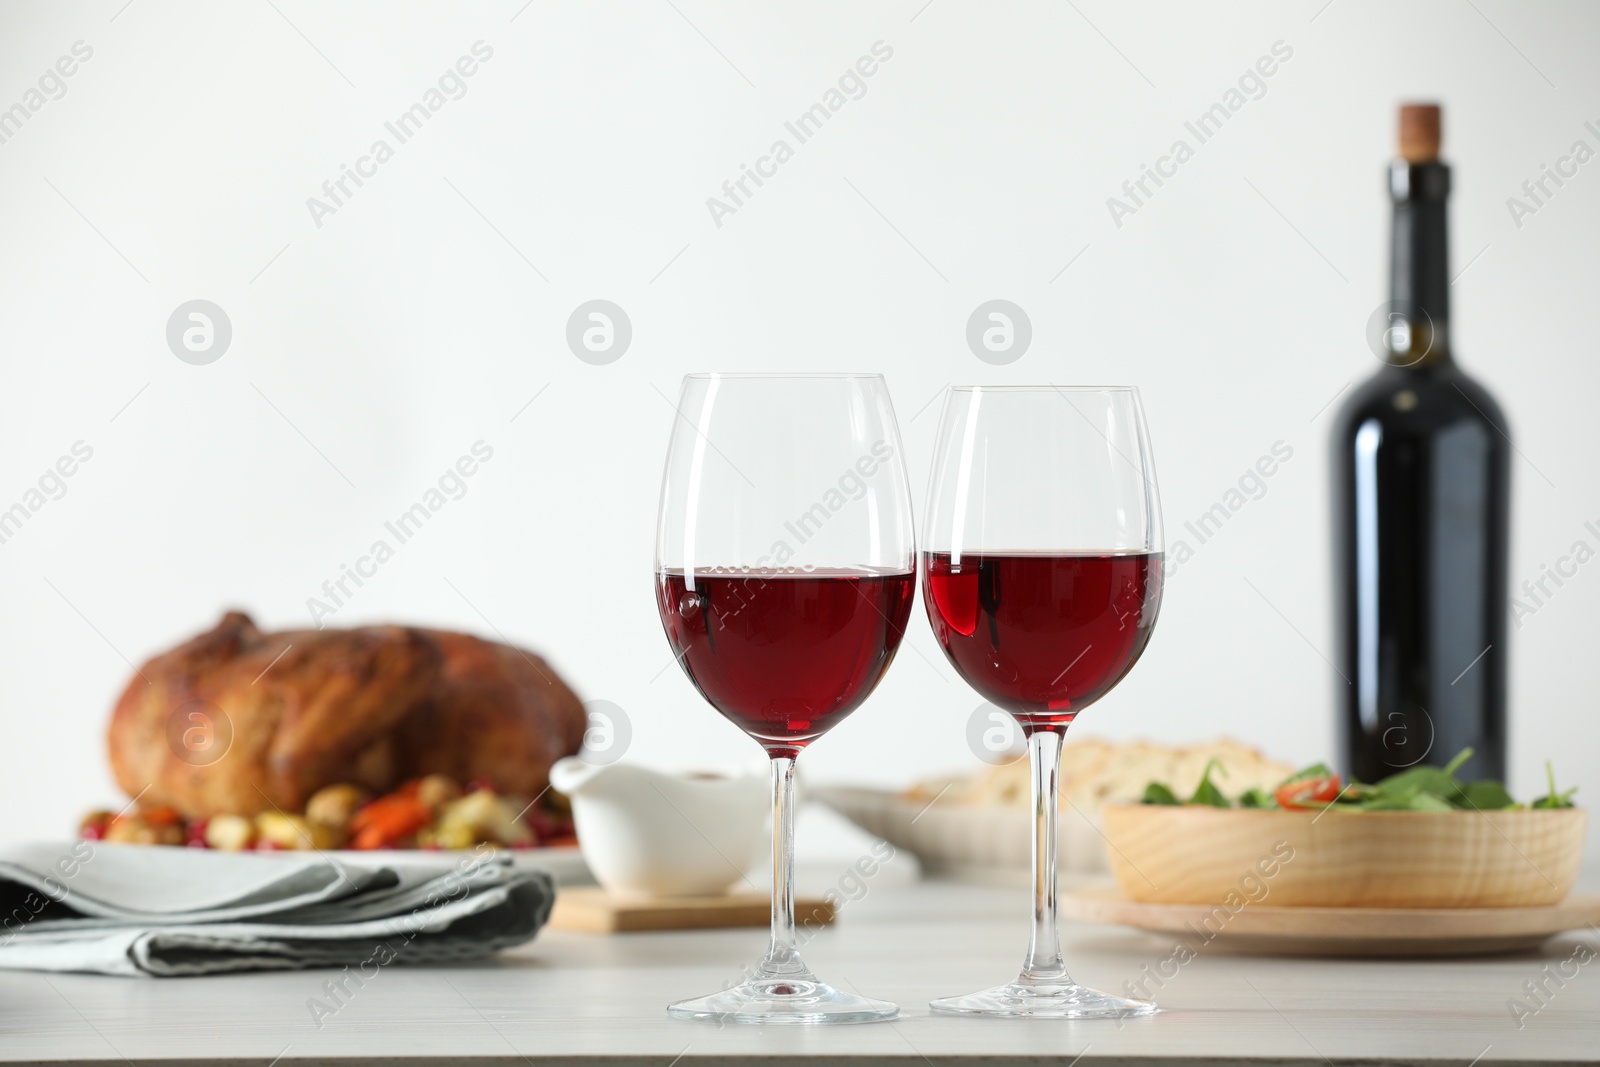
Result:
[549, 887, 836, 934]
[1062, 882, 1600, 956]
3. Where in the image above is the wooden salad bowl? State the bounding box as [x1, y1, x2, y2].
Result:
[1099, 804, 1586, 908]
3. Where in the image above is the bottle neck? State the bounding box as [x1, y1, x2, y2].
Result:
[1387, 161, 1453, 368]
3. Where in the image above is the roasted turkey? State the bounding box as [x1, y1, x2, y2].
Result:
[108, 612, 587, 818]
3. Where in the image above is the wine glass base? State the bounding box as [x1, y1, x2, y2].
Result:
[668, 977, 898, 1025]
[930, 979, 1157, 1019]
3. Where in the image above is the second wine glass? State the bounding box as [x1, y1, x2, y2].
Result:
[922, 386, 1164, 1018]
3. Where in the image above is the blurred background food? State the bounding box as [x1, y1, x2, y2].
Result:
[822, 738, 1293, 882]
[87, 612, 586, 852]
[905, 737, 1295, 813]
[81, 772, 575, 852]
[109, 611, 586, 815]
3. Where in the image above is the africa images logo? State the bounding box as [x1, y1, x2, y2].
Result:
[305, 42, 495, 228]
[705, 41, 894, 228]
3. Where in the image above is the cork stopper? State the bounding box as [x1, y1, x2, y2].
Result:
[1398, 104, 1442, 163]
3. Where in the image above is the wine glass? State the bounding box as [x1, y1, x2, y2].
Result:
[654, 373, 915, 1024]
[922, 386, 1164, 1018]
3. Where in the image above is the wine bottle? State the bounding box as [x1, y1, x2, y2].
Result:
[1332, 104, 1510, 783]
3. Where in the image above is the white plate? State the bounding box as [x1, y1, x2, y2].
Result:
[814, 785, 1110, 885]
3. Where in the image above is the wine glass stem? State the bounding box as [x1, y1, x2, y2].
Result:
[762, 754, 806, 977]
[1021, 728, 1069, 982]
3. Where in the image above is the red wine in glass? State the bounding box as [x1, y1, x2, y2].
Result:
[924, 551, 1162, 733]
[657, 568, 914, 756]
[655, 373, 915, 1024]
[921, 385, 1164, 1019]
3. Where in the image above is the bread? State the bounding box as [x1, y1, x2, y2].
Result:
[908, 737, 1296, 811]
[108, 612, 587, 818]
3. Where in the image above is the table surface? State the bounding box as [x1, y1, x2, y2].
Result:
[2, 868, 1596, 1066]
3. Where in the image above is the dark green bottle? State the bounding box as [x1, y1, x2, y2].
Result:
[1332, 104, 1510, 783]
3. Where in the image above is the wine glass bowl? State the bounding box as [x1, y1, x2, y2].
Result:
[654, 373, 915, 1024]
[655, 567, 913, 757]
[923, 551, 1161, 730]
[922, 385, 1164, 1018]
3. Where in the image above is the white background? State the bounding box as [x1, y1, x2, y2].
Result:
[1, 0, 1596, 861]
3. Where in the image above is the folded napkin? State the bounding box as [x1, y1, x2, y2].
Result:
[0, 841, 555, 977]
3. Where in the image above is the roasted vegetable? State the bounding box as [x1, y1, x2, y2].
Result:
[204, 814, 256, 851]
[84, 774, 565, 851]
[305, 784, 370, 829]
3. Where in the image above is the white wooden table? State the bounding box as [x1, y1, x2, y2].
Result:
[1, 875, 1594, 1065]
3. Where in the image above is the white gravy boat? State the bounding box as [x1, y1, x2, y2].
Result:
[550, 758, 768, 897]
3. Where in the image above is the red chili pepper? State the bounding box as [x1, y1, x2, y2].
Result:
[1275, 774, 1344, 811]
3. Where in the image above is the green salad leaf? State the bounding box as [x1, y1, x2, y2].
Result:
[1237, 787, 1275, 809]
[1455, 779, 1517, 811]
[1187, 759, 1231, 808]
[1364, 748, 1474, 807]
[1135, 747, 1574, 812]
[1140, 781, 1181, 806]
[1349, 784, 1456, 812]
[1531, 761, 1578, 809]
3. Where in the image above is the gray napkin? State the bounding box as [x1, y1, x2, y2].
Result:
[0, 841, 554, 977]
